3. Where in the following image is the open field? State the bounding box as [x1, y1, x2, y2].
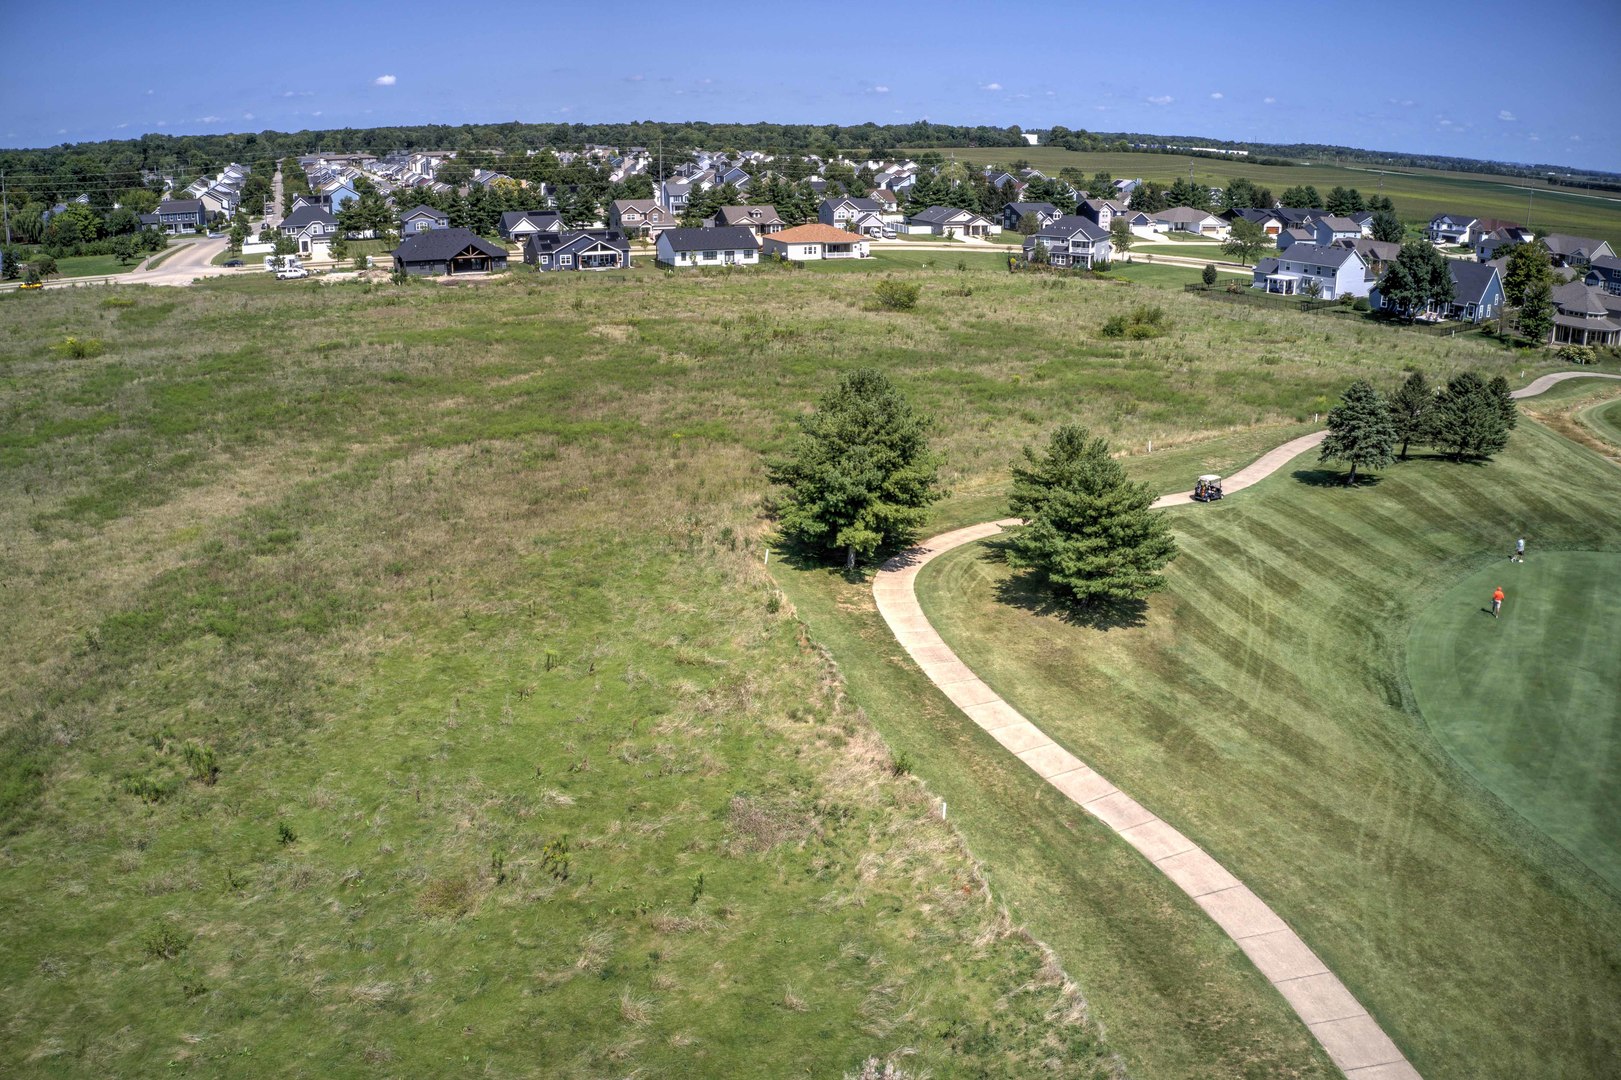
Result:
[1408, 551, 1621, 889]
[914, 147, 1621, 245]
[1582, 396, 1621, 449]
[0, 267, 1605, 1076]
[912, 420, 1621, 1080]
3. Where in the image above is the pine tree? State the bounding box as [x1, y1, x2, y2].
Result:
[767, 370, 942, 571]
[1488, 375, 1519, 433]
[1516, 276, 1555, 344]
[1377, 240, 1455, 319]
[1370, 209, 1404, 243]
[1319, 379, 1397, 484]
[1431, 372, 1511, 461]
[1388, 371, 1435, 459]
[1001, 425, 1178, 608]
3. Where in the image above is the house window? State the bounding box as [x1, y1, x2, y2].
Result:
[540, 255, 550, 264]
[561, 255, 572, 266]
[703, 251, 718, 260]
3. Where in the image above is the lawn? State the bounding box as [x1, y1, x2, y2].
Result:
[0, 267, 1592, 1077]
[909, 147, 1621, 246]
[1099, 261, 1209, 289]
[1581, 395, 1621, 449]
[1136, 241, 1233, 261]
[50, 253, 135, 279]
[912, 419, 1621, 1080]
[1407, 550, 1621, 889]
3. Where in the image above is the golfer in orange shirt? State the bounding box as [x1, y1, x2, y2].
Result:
[1491, 587, 1504, 618]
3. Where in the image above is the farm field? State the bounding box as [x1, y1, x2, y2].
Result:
[0, 265, 1601, 1077]
[910, 419, 1621, 1080]
[912, 147, 1621, 245]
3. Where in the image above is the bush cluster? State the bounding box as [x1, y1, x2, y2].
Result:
[1100, 304, 1170, 339]
[873, 278, 921, 311]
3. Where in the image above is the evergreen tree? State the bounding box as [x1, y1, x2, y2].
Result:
[1319, 379, 1397, 484]
[1001, 425, 1178, 608]
[1501, 242, 1553, 308]
[1517, 276, 1555, 344]
[1488, 375, 1519, 433]
[1370, 209, 1405, 243]
[1, 248, 19, 280]
[1388, 371, 1435, 459]
[1431, 372, 1511, 461]
[1377, 240, 1455, 319]
[1202, 263, 1218, 287]
[767, 369, 942, 571]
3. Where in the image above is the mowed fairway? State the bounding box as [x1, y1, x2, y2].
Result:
[915, 420, 1621, 1080]
[1408, 551, 1621, 889]
[1581, 396, 1621, 449]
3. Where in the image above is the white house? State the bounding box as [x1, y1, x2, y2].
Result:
[655, 226, 760, 268]
[1024, 215, 1113, 268]
[1427, 213, 1477, 245]
[760, 223, 870, 261]
[1252, 244, 1370, 299]
[819, 197, 889, 237]
[1153, 206, 1229, 238]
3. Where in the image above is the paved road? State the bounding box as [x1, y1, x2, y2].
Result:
[868, 371, 1621, 1080]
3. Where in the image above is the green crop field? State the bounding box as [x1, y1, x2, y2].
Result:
[0, 265, 1611, 1077]
[912, 147, 1621, 246]
[909, 419, 1621, 1080]
[1408, 551, 1621, 889]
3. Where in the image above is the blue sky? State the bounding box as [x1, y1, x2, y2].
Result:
[6, 0, 1618, 172]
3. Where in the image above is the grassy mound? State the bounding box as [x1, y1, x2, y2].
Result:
[1582, 396, 1621, 449]
[914, 421, 1621, 1080]
[1408, 550, 1621, 889]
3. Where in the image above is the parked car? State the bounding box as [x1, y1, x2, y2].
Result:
[19, 281, 44, 289]
[276, 267, 309, 280]
[223, 258, 243, 267]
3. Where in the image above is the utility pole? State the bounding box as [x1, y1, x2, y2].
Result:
[2, 170, 10, 246]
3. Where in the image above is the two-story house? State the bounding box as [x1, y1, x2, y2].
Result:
[1078, 198, 1125, 230]
[654, 226, 760, 268]
[1312, 215, 1362, 247]
[498, 210, 564, 243]
[279, 204, 340, 254]
[707, 205, 786, 237]
[609, 199, 676, 239]
[1252, 244, 1370, 300]
[1024, 216, 1113, 268]
[1585, 255, 1621, 296]
[154, 199, 207, 234]
[399, 204, 449, 235]
[1003, 202, 1061, 232]
[818, 197, 888, 236]
[1427, 213, 1477, 245]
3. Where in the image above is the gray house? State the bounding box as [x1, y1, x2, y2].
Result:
[155, 199, 207, 234]
[523, 229, 631, 272]
[1024, 216, 1112, 268]
[498, 210, 564, 242]
[610, 199, 675, 239]
[1539, 233, 1615, 270]
[708, 205, 786, 237]
[391, 228, 509, 276]
[1003, 202, 1061, 232]
[399, 204, 449, 235]
[1446, 261, 1505, 323]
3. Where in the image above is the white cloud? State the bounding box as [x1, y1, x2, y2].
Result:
[1570, 134, 1582, 142]
[981, 82, 1002, 91]
[1528, 133, 1540, 142]
[196, 115, 221, 123]
[373, 74, 396, 86]
[872, 85, 890, 93]
[243, 112, 255, 120]
[1094, 105, 1108, 111]
[1263, 96, 1276, 105]
[1498, 110, 1516, 122]
[57, 128, 67, 134]
[625, 74, 644, 82]
[312, 110, 323, 117]
[115, 122, 129, 129]
[1210, 91, 1223, 99]
[145, 89, 153, 95]
[284, 90, 297, 97]
[1146, 94, 1173, 105]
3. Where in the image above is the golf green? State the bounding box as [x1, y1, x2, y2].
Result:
[1583, 397, 1621, 450]
[1407, 551, 1621, 889]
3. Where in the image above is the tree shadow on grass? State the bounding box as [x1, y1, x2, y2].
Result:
[1291, 468, 1385, 489]
[985, 550, 1149, 632]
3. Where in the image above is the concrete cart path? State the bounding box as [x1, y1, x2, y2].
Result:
[869, 374, 1621, 1076]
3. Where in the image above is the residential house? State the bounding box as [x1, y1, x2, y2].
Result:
[1350, 210, 1376, 236]
[1276, 227, 1316, 250]
[1427, 213, 1477, 245]
[760, 223, 871, 261]
[1002, 202, 1061, 232]
[1024, 216, 1113, 269]
[1446, 261, 1505, 323]
[819, 196, 888, 236]
[523, 229, 631, 272]
[391, 228, 509, 276]
[654, 226, 761, 268]
[1272, 207, 1325, 231]
[1078, 198, 1125, 230]
[905, 205, 995, 238]
[658, 179, 693, 214]
[280, 205, 340, 254]
[1252, 244, 1370, 299]
[1154, 207, 1228, 237]
[1549, 280, 1621, 346]
[1464, 218, 1524, 247]
[399, 204, 449, 235]
[1473, 225, 1534, 262]
[1585, 255, 1621, 296]
[1120, 209, 1157, 231]
[154, 199, 207, 234]
[869, 188, 902, 221]
[1337, 238, 1402, 280]
[609, 199, 676, 239]
[197, 187, 237, 220]
[498, 210, 564, 243]
[1312, 215, 1363, 247]
[707, 205, 786, 237]
[1539, 233, 1614, 270]
[1225, 208, 1283, 236]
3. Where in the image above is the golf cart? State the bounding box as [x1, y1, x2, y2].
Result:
[1192, 474, 1224, 502]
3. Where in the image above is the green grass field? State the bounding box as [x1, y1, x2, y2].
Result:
[1408, 551, 1621, 889]
[910, 420, 1621, 1080]
[1581, 396, 1621, 449]
[911, 147, 1621, 246]
[49, 253, 134, 279]
[0, 266, 1610, 1077]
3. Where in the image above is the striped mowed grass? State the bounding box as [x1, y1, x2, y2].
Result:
[916, 419, 1621, 1080]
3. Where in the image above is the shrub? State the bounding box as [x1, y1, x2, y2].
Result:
[1225, 281, 1243, 294]
[276, 821, 298, 845]
[1202, 264, 1218, 287]
[123, 774, 178, 803]
[1100, 304, 1170, 340]
[1353, 298, 1371, 312]
[181, 741, 219, 785]
[1556, 344, 1596, 365]
[52, 336, 105, 359]
[141, 922, 189, 960]
[873, 278, 920, 311]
